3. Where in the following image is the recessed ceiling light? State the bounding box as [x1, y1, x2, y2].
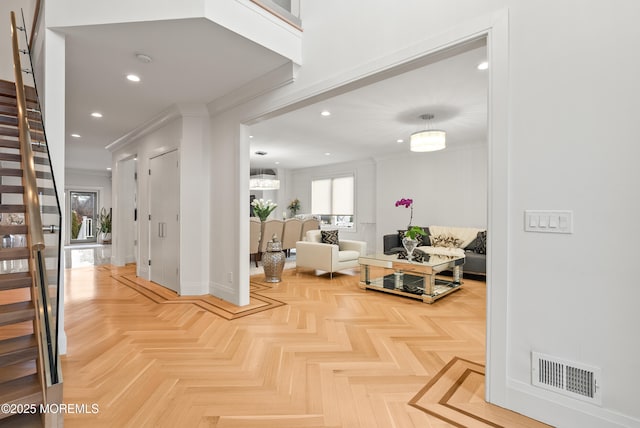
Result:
[396, 139, 404, 143]
[324, 152, 331, 156]
[321, 110, 331, 117]
[275, 161, 280, 165]
[135, 53, 153, 63]
[107, 167, 112, 171]
[126, 74, 141, 82]
[249, 135, 254, 139]
[71, 133, 81, 138]
[477, 61, 489, 70]
[91, 112, 103, 118]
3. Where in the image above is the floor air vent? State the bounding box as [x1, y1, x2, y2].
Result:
[531, 352, 601, 405]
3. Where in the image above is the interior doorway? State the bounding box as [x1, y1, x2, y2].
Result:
[69, 191, 98, 243]
[241, 12, 510, 403]
[149, 150, 180, 293]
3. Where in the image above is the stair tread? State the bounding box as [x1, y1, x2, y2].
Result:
[0, 205, 26, 213]
[0, 226, 28, 237]
[0, 374, 42, 407]
[0, 248, 29, 261]
[0, 360, 37, 385]
[0, 272, 32, 290]
[0, 185, 56, 196]
[0, 153, 21, 163]
[0, 335, 37, 368]
[0, 301, 34, 328]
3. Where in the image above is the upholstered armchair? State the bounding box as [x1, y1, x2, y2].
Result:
[300, 218, 320, 240]
[249, 217, 261, 267]
[258, 219, 284, 254]
[281, 218, 303, 257]
[295, 229, 367, 278]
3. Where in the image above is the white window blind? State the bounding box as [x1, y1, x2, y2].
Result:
[332, 176, 353, 215]
[311, 175, 354, 215]
[311, 179, 331, 214]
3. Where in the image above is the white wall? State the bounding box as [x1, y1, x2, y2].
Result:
[65, 168, 112, 211]
[111, 107, 210, 296]
[289, 159, 376, 249]
[112, 117, 181, 279]
[376, 145, 488, 247]
[0, 0, 37, 81]
[113, 158, 136, 265]
[205, 1, 640, 427]
[35, 0, 640, 426]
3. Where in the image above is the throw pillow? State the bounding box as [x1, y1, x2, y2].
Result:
[430, 234, 463, 249]
[398, 228, 426, 246]
[474, 230, 487, 254]
[321, 229, 339, 245]
[397, 248, 428, 263]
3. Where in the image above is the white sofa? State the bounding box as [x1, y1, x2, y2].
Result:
[295, 230, 367, 278]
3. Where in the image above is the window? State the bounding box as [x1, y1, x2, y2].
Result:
[311, 175, 354, 229]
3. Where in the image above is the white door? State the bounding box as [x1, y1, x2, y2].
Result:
[149, 150, 180, 292]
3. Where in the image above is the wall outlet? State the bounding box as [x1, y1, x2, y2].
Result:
[227, 272, 233, 283]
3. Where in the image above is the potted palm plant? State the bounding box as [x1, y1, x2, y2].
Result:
[96, 207, 112, 244]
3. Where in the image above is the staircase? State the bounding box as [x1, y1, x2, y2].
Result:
[0, 11, 63, 427]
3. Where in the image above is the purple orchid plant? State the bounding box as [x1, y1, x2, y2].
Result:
[395, 197, 414, 227]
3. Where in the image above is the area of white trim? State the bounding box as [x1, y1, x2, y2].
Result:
[105, 105, 181, 152]
[237, 5, 511, 411]
[507, 379, 640, 428]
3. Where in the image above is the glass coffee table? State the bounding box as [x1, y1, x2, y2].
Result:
[358, 253, 465, 303]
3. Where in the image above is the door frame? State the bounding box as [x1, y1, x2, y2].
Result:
[239, 10, 510, 405]
[65, 187, 103, 245]
[148, 149, 180, 292]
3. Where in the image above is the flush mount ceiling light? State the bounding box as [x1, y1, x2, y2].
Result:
[410, 114, 446, 152]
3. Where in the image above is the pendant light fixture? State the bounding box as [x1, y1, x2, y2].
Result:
[410, 114, 446, 152]
[249, 162, 280, 190]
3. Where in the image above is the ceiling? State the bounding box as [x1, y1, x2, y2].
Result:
[249, 43, 488, 170]
[47, 14, 486, 173]
[62, 18, 291, 172]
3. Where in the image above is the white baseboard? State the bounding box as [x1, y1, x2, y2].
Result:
[506, 379, 638, 428]
[209, 281, 241, 306]
[179, 281, 207, 296]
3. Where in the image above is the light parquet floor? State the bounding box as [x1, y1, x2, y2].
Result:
[60, 264, 545, 427]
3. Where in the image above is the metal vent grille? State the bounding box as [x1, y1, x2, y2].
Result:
[531, 352, 601, 404]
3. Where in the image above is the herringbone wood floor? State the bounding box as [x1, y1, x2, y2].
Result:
[60, 264, 544, 427]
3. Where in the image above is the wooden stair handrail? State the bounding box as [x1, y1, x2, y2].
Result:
[9, 12, 63, 424]
[11, 11, 44, 252]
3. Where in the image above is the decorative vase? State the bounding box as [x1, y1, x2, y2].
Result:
[98, 232, 112, 244]
[263, 234, 285, 283]
[402, 237, 418, 262]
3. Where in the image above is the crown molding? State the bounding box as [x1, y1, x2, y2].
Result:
[105, 105, 181, 152]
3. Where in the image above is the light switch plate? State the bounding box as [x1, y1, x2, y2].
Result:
[525, 210, 573, 234]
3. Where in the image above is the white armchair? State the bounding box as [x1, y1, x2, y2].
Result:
[295, 230, 367, 278]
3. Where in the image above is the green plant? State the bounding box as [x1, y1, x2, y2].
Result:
[405, 226, 426, 240]
[97, 207, 112, 234]
[251, 199, 277, 221]
[71, 210, 81, 239]
[287, 198, 301, 216]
